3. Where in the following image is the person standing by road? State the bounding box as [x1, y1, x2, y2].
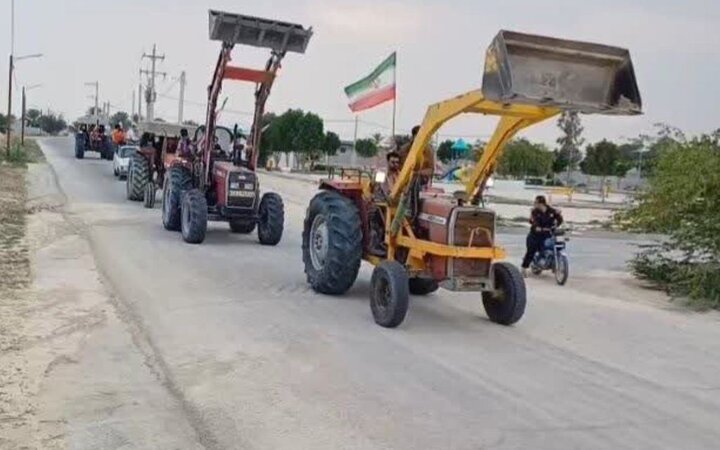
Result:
[521, 195, 564, 277]
[399, 125, 435, 188]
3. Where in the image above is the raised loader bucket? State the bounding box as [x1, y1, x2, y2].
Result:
[482, 31, 641, 115]
[209, 10, 313, 54]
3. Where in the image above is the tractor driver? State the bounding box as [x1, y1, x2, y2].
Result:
[399, 125, 435, 188]
[521, 195, 564, 277]
[369, 151, 403, 256]
[178, 128, 193, 158]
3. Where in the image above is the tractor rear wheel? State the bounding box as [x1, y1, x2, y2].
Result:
[181, 189, 207, 244]
[143, 181, 156, 209]
[229, 220, 256, 234]
[102, 138, 113, 160]
[370, 261, 410, 328]
[162, 166, 192, 231]
[408, 278, 439, 296]
[257, 192, 284, 246]
[74, 137, 85, 159]
[127, 154, 150, 201]
[482, 262, 526, 326]
[302, 190, 362, 295]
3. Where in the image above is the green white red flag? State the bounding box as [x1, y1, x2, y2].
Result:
[344, 52, 396, 113]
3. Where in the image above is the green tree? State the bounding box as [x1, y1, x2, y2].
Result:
[355, 138, 378, 158]
[437, 139, 454, 164]
[323, 131, 341, 157]
[266, 109, 325, 169]
[620, 131, 720, 308]
[110, 111, 132, 129]
[37, 113, 67, 134]
[497, 138, 553, 178]
[0, 113, 14, 132]
[26, 109, 42, 127]
[555, 111, 584, 179]
[392, 134, 411, 152]
[581, 139, 625, 202]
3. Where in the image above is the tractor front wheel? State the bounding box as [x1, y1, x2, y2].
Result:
[162, 166, 192, 231]
[127, 154, 150, 201]
[181, 189, 207, 244]
[257, 192, 284, 246]
[143, 181, 156, 209]
[482, 262, 526, 326]
[370, 261, 410, 328]
[302, 191, 362, 295]
[229, 220, 256, 234]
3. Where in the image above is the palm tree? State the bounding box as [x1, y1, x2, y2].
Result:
[371, 133, 384, 150]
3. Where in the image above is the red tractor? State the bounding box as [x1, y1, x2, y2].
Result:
[160, 10, 313, 244]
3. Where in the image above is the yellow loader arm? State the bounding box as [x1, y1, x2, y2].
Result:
[390, 30, 642, 204]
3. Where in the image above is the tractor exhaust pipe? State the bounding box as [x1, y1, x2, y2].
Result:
[482, 30, 642, 115]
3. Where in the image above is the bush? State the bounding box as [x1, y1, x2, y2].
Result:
[620, 130, 720, 308]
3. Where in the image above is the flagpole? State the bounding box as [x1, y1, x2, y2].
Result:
[391, 51, 397, 139]
[352, 115, 359, 167]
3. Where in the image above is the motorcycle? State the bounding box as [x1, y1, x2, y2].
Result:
[530, 229, 569, 285]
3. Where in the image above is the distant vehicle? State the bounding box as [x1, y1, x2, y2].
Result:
[114, 145, 138, 178]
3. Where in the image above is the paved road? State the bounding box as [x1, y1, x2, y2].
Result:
[40, 137, 720, 449]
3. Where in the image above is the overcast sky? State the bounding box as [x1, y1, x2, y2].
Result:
[1, 0, 719, 145]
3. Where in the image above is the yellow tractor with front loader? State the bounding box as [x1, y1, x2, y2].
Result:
[302, 31, 642, 328]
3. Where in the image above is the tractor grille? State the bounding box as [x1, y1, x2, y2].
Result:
[227, 171, 258, 208]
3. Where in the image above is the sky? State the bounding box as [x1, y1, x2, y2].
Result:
[1, 0, 719, 146]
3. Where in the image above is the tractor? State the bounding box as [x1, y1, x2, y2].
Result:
[74, 116, 112, 160]
[126, 121, 199, 208]
[160, 10, 313, 244]
[302, 30, 642, 328]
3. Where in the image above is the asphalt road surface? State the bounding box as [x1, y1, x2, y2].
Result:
[39, 138, 720, 449]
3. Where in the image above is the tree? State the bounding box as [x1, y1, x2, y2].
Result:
[110, 111, 131, 129]
[26, 109, 42, 127]
[497, 138, 553, 178]
[355, 138, 378, 158]
[581, 140, 625, 202]
[323, 131, 341, 157]
[392, 134, 411, 151]
[371, 132, 384, 149]
[437, 140, 454, 164]
[37, 113, 67, 135]
[0, 113, 15, 132]
[555, 111, 584, 179]
[620, 131, 720, 308]
[266, 109, 325, 169]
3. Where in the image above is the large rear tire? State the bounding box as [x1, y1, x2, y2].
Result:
[408, 278, 439, 296]
[257, 192, 284, 246]
[126, 154, 150, 201]
[370, 261, 410, 328]
[229, 220, 256, 234]
[302, 191, 362, 295]
[482, 262, 526, 326]
[162, 166, 192, 231]
[74, 136, 85, 159]
[181, 189, 207, 244]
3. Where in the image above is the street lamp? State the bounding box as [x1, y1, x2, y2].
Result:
[21, 84, 42, 144]
[6, 53, 43, 154]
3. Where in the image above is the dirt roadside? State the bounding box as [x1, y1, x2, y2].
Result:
[0, 153, 201, 449]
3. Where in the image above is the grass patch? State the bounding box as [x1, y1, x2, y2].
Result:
[0, 165, 30, 291]
[0, 138, 45, 166]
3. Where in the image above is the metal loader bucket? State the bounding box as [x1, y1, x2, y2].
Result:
[482, 31, 641, 115]
[209, 10, 313, 54]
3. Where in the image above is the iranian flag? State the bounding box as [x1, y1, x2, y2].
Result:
[344, 52, 396, 113]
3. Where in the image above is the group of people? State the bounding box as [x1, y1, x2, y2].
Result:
[372, 125, 564, 274]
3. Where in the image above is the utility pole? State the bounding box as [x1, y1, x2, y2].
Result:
[178, 71, 186, 124]
[131, 91, 135, 123]
[140, 44, 166, 121]
[21, 86, 25, 144]
[6, 54, 13, 155]
[138, 83, 143, 121]
[85, 81, 99, 118]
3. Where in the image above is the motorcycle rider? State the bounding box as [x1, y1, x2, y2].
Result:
[521, 195, 564, 277]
